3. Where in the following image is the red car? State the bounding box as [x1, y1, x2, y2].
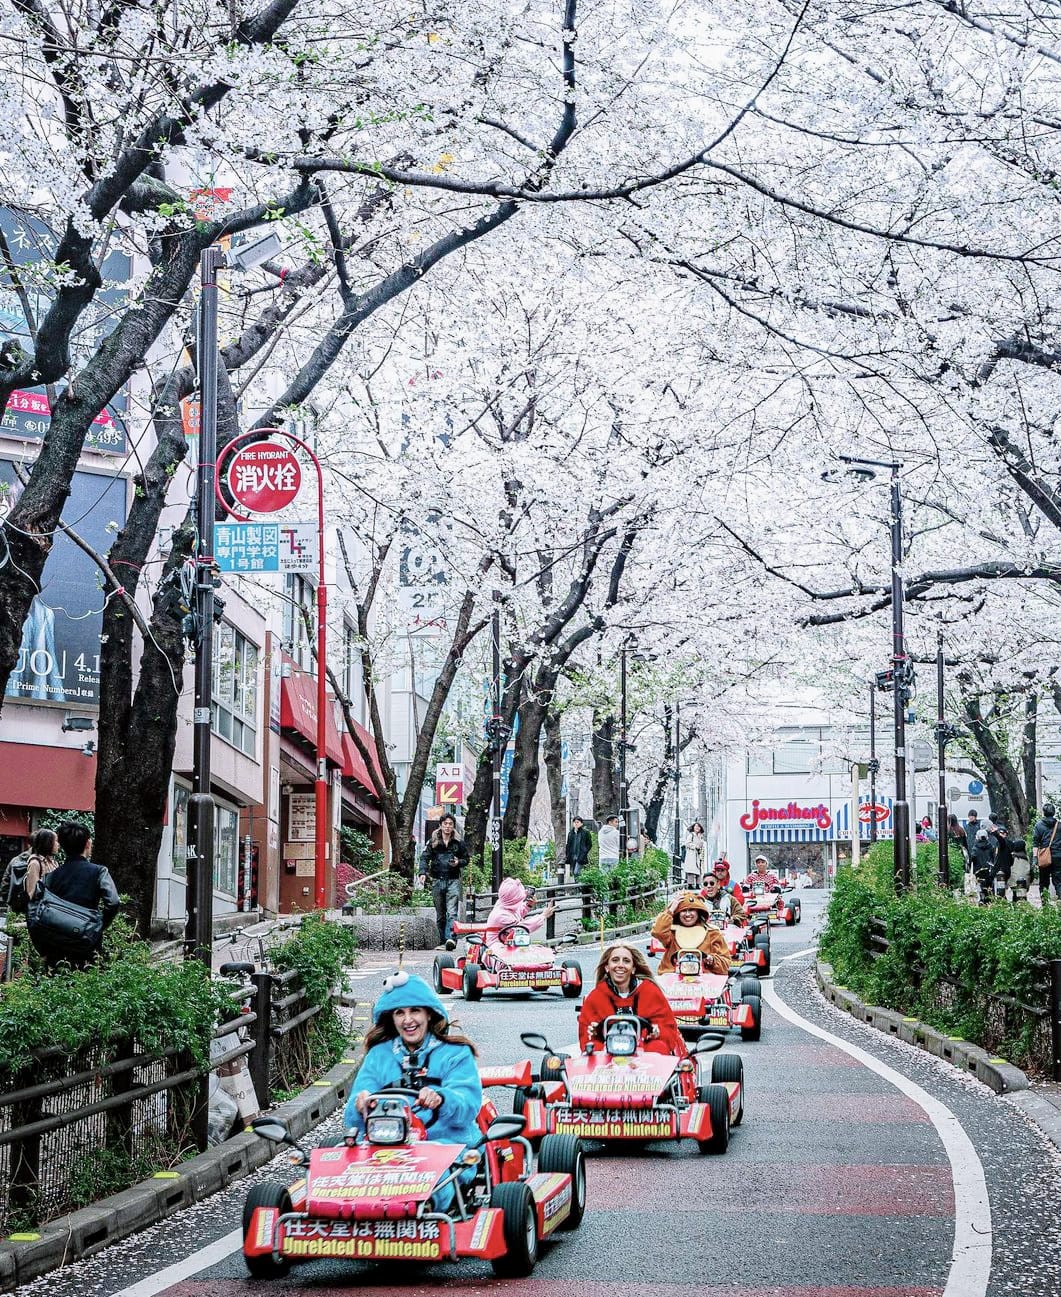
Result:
[434, 921, 582, 1002]
[653, 949, 762, 1042]
[516, 1016, 743, 1154]
[742, 881, 801, 926]
[241, 1062, 585, 1279]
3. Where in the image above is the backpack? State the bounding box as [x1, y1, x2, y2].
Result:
[5, 855, 30, 915]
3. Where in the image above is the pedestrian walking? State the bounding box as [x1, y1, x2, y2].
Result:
[26, 821, 120, 970]
[597, 814, 620, 869]
[565, 816, 591, 879]
[682, 821, 707, 887]
[969, 829, 996, 903]
[1032, 804, 1061, 904]
[919, 816, 937, 842]
[947, 814, 969, 867]
[420, 814, 468, 950]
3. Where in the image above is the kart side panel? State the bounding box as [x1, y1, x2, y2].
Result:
[528, 1171, 574, 1236]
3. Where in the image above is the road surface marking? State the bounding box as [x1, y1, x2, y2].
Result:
[109, 1227, 242, 1297]
[765, 951, 991, 1297]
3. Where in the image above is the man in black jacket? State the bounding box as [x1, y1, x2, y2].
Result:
[1033, 805, 1061, 903]
[28, 821, 120, 969]
[565, 817, 591, 880]
[420, 814, 468, 950]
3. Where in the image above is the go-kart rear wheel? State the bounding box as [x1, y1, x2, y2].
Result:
[784, 907, 796, 926]
[741, 992, 762, 1042]
[791, 900, 801, 923]
[490, 1181, 539, 1276]
[433, 953, 455, 995]
[537, 1133, 587, 1229]
[695, 1082, 730, 1154]
[462, 963, 483, 1001]
[710, 1054, 744, 1126]
[561, 959, 583, 998]
[242, 1183, 292, 1278]
[754, 932, 771, 974]
[739, 974, 761, 999]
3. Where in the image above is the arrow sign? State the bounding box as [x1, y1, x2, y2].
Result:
[436, 781, 462, 804]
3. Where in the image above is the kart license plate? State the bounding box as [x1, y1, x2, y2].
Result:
[282, 1219, 445, 1261]
[552, 1106, 676, 1138]
[498, 970, 562, 986]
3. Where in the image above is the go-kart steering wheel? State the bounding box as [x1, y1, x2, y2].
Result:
[370, 1086, 440, 1126]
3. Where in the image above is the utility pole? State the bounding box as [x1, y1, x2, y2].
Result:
[490, 593, 503, 894]
[888, 463, 912, 893]
[869, 682, 879, 844]
[672, 701, 681, 885]
[186, 246, 223, 968]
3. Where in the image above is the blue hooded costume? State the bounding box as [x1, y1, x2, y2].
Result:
[342, 973, 482, 1152]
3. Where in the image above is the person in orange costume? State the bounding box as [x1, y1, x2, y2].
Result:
[650, 892, 731, 974]
[577, 943, 684, 1057]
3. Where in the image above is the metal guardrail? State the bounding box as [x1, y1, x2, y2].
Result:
[867, 915, 1061, 1080]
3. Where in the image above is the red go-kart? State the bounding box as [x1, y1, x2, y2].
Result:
[516, 1015, 743, 1154]
[434, 922, 582, 1002]
[743, 881, 801, 926]
[648, 919, 770, 976]
[241, 1064, 586, 1279]
[652, 949, 762, 1042]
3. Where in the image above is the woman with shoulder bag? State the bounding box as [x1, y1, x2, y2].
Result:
[1032, 805, 1061, 904]
[27, 821, 120, 970]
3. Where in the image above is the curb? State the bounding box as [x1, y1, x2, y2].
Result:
[0, 1057, 360, 1291]
[814, 959, 1029, 1096]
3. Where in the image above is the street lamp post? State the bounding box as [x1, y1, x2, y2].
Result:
[824, 455, 912, 892]
[490, 594, 504, 894]
[868, 683, 879, 844]
[934, 631, 962, 891]
[672, 700, 681, 885]
[619, 645, 629, 861]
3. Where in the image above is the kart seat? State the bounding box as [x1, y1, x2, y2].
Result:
[486, 1114, 526, 1141]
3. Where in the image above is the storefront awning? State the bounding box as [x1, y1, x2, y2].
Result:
[0, 742, 97, 812]
[279, 661, 344, 765]
[341, 722, 384, 798]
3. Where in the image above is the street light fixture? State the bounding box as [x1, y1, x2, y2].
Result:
[822, 455, 912, 892]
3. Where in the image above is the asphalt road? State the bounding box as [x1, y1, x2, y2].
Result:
[15, 891, 1061, 1297]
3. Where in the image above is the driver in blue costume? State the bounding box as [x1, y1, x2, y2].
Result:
[343, 972, 483, 1207]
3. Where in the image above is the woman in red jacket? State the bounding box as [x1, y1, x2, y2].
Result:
[577, 943, 685, 1057]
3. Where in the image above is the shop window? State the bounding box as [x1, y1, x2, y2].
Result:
[212, 623, 259, 757]
[747, 752, 772, 776]
[283, 574, 314, 670]
[172, 782, 190, 877]
[215, 803, 239, 897]
[773, 742, 815, 774]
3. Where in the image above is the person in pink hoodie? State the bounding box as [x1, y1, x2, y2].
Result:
[485, 878, 555, 941]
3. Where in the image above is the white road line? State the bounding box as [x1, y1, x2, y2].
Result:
[764, 951, 992, 1297]
[109, 1227, 243, 1297]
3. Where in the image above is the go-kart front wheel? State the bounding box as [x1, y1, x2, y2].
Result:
[463, 963, 483, 1001]
[561, 959, 583, 998]
[695, 1083, 730, 1154]
[537, 1133, 587, 1229]
[754, 931, 771, 974]
[741, 992, 762, 1042]
[242, 1183, 292, 1278]
[433, 953, 455, 995]
[739, 974, 761, 999]
[490, 1181, 539, 1276]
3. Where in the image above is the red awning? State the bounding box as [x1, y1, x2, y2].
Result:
[279, 661, 344, 765]
[341, 722, 383, 798]
[0, 743, 97, 812]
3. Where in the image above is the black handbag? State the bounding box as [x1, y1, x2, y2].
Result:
[27, 886, 103, 952]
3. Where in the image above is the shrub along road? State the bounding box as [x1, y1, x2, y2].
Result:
[13, 891, 1061, 1297]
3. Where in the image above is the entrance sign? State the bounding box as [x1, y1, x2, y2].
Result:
[227, 445, 301, 512]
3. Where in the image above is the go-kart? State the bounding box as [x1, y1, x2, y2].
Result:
[241, 1065, 586, 1279]
[743, 881, 801, 926]
[652, 949, 761, 1042]
[648, 917, 771, 976]
[515, 1015, 743, 1154]
[434, 921, 582, 1002]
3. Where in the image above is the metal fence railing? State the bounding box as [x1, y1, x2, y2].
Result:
[465, 878, 669, 939]
[0, 963, 347, 1233]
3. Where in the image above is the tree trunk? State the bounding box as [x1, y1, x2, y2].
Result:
[592, 710, 619, 821]
[543, 707, 566, 863]
[960, 681, 1029, 833]
[504, 687, 552, 841]
[642, 707, 674, 843]
[1022, 690, 1038, 815]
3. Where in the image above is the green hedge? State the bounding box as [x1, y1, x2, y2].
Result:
[578, 850, 670, 931]
[820, 842, 1061, 1068]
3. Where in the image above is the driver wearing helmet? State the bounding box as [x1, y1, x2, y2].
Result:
[650, 892, 731, 974]
[578, 943, 684, 1056]
[484, 877, 556, 944]
[344, 972, 482, 1154]
[743, 855, 782, 891]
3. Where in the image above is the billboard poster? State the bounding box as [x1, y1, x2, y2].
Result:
[0, 460, 128, 706]
[0, 209, 130, 455]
